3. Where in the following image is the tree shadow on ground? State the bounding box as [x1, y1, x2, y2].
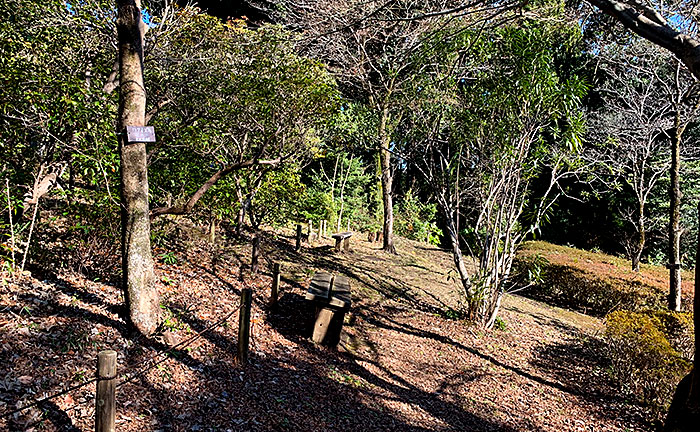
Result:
[0, 278, 546, 431]
[261, 231, 450, 316]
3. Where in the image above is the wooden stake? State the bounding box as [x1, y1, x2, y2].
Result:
[95, 350, 117, 432]
[251, 234, 260, 273]
[238, 288, 252, 364]
[295, 224, 302, 251]
[271, 263, 281, 306]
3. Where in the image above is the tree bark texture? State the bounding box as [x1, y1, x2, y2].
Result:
[378, 105, 396, 254]
[669, 119, 683, 311]
[117, 0, 159, 335]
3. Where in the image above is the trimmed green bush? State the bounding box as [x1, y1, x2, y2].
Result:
[605, 310, 693, 416]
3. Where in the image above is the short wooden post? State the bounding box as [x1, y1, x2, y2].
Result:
[295, 224, 302, 251]
[95, 350, 117, 432]
[376, 231, 382, 243]
[270, 263, 281, 306]
[343, 237, 350, 252]
[308, 219, 313, 236]
[251, 234, 260, 273]
[238, 288, 252, 364]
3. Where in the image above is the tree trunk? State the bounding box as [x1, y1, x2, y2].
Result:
[664, 204, 700, 431]
[669, 119, 683, 311]
[445, 213, 471, 300]
[117, 0, 159, 336]
[632, 202, 646, 272]
[209, 216, 217, 243]
[378, 104, 396, 254]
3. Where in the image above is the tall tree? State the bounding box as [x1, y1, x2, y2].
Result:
[586, 40, 675, 272]
[117, 0, 159, 335]
[400, 19, 587, 327]
[285, 1, 451, 253]
[665, 61, 700, 311]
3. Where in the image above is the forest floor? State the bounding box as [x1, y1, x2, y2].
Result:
[0, 222, 655, 431]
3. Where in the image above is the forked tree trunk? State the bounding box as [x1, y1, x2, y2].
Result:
[444, 212, 471, 301]
[664, 204, 700, 431]
[669, 116, 683, 311]
[117, 0, 159, 335]
[378, 104, 396, 254]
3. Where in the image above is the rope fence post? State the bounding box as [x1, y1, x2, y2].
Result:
[270, 263, 281, 306]
[295, 224, 302, 251]
[238, 288, 252, 364]
[251, 234, 260, 273]
[95, 350, 117, 432]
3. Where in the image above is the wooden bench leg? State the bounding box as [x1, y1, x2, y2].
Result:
[312, 307, 334, 344]
[334, 238, 341, 252]
[312, 307, 345, 347]
[343, 237, 350, 252]
[327, 311, 346, 347]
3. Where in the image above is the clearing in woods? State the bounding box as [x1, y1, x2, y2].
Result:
[0, 225, 650, 431]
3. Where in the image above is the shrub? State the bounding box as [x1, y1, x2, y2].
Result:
[513, 241, 694, 316]
[605, 310, 693, 416]
[394, 190, 441, 245]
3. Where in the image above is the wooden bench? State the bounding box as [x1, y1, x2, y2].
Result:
[331, 231, 353, 252]
[305, 272, 351, 346]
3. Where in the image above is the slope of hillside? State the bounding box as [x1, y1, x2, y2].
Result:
[0, 226, 653, 431]
[516, 241, 694, 315]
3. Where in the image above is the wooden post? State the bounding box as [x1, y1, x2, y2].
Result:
[95, 350, 117, 432]
[271, 263, 281, 306]
[238, 288, 252, 364]
[295, 224, 302, 251]
[251, 234, 260, 273]
[307, 220, 313, 236]
[343, 237, 350, 252]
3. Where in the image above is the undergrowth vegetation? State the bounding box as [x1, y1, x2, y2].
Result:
[605, 310, 693, 417]
[515, 240, 695, 418]
[514, 241, 694, 316]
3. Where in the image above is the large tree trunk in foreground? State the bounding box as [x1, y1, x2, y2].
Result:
[117, 0, 159, 335]
[669, 121, 683, 312]
[664, 204, 700, 431]
[378, 104, 396, 254]
[587, 0, 700, 81]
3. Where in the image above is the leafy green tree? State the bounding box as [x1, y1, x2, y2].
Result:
[146, 20, 339, 222]
[400, 19, 588, 327]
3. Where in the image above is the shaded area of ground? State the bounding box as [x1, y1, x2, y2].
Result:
[0, 223, 652, 431]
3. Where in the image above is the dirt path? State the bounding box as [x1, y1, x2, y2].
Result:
[0, 227, 652, 431]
